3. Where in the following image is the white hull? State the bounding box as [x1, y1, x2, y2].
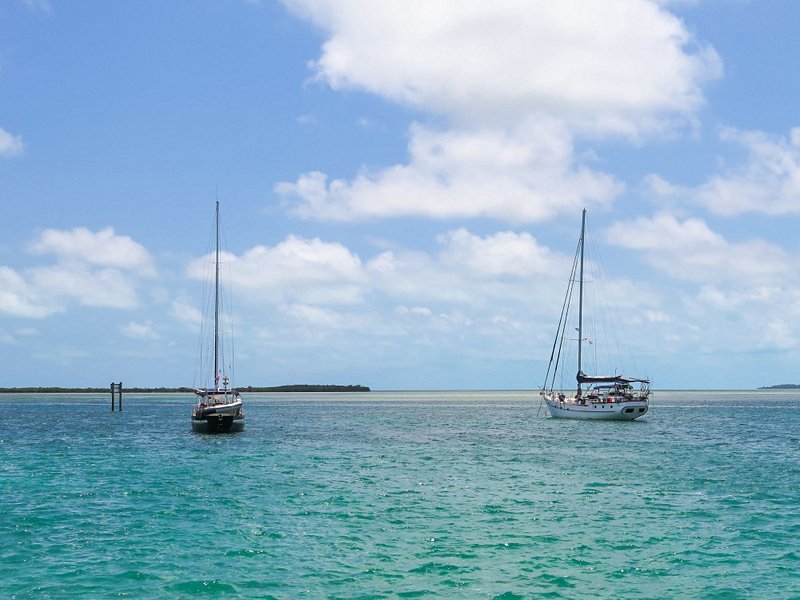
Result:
[543, 393, 648, 421]
[195, 398, 242, 416]
[539, 211, 652, 422]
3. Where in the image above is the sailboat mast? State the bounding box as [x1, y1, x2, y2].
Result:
[577, 208, 586, 395]
[214, 200, 220, 388]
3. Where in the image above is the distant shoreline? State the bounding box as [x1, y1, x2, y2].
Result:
[1, 386, 796, 393]
[0, 384, 371, 394]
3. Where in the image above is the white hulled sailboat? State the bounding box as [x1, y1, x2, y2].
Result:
[540, 209, 650, 420]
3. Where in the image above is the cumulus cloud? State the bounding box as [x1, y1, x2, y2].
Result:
[366, 248, 468, 303]
[280, 303, 347, 329]
[187, 235, 366, 305]
[278, 120, 621, 222]
[395, 305, 433, 317]
[184, 227, 670, 385]
[0, 266, 60, 318]
[171, 299, 203, 326]
[687, 284, 800, 353]
[30, 226, 155, 274]
[0, 127, 24, 157]
[284, 0, 720, 134]
[436, 228, 558, 278]
[367, 228, 572, 309]
[0, 227, 155, 317]
[596, 211, 800, 355]
[187, 228, 569, 313]
[277, 1, 720, 224]
[695, 127, 800, 216]
[120, 320, 161, 340]
[30, 265, 141, 309]
[606, 212, 794, 285]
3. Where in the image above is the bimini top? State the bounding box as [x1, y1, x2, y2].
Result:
[576, 371, 650, 385]
[195, 387, 240, 397]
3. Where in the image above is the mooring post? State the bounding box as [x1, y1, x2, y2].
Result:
[111, 382, 122, 411]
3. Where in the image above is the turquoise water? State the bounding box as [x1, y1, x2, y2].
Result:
[2, 391, 799, 598]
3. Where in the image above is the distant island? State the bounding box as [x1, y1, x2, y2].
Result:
[758, 384, 800, 390]
[0, 384, 370, 394]
[240, 385, 370, 393]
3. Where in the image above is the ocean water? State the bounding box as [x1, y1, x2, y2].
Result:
[2, 390, 799, 599]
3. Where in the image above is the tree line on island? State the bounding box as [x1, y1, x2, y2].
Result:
[0, 384, 370, 393]
[757, 384, 800, 389]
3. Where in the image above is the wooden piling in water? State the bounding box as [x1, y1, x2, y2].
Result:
[111, 382, 122, 411]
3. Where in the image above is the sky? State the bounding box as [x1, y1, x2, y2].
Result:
[2, 0, 800, 390]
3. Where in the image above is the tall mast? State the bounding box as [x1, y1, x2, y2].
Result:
[214, 200, 220, 388]
[577, 208, 586, 395]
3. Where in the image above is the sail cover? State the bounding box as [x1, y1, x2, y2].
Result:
[576, 371, 649, 385]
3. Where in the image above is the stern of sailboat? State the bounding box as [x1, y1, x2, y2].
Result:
[192, 387, 245, 433]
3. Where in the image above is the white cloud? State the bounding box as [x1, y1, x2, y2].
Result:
[0, 227, 155, 318]
[685, 285, 800, 353]
[395, 305, 432, 317]
[641, 173, 689, 206]
[120, 320, 161, 340]
[695, 127, 800, 216]
[436, 228, 558, 278]
[284, 0, 719, 135]
[277, 0, 720, 225]
[645, 309, 671, 324]
[367, 227, 574, 312]
[763, 318, 798, 351]
[187, 235, 366, 305]
[272, 302, 409, 344]
[696, 285, 783, 314]
[30, 227, 155, 274]
[189, 226, 679, 386]
[0, 266, 61, 318]
[30, 266, 140, 309]
[606, 212, 794, 285]
[0, 127, 24, 157]
[23, 226, 155, 309]
[187, 228, 570, 316]
[278, 120, 621, 222]
[171, 299, 202, 326]
[592, 212, 800, 357]
[280, 303, 346, 329]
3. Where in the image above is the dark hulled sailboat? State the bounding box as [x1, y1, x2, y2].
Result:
[191, 201, 244, 433]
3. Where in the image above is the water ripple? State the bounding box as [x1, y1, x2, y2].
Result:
[1, 391, 799, 597]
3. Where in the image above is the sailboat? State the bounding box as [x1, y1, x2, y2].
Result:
[191, 201, 245, 433]
[540, 209, 650, 420]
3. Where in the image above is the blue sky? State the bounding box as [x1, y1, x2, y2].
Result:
[2, 0, 799, 390]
